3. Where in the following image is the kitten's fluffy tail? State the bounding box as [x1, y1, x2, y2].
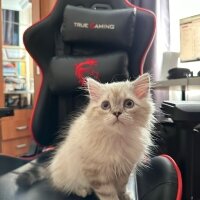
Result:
[16, 165, 47, 188]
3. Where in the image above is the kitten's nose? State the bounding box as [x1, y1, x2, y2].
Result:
[113, 112, 122, 117]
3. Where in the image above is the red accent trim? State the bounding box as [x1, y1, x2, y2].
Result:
[43, 146, 55, 152]
[124, 0, 156, 75]
[1, 151, 42, 161]
[161, 154, 183, 200]
[75, 59, 99, 85]
[23, 0, 59, 147]
[19, 152, 44, 161]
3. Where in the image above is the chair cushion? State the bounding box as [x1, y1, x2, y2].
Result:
[48, 52, 129, 94]
[137, 156, 179, 200]
[0, 154, 179, 200]
[61, 5, 136, 49]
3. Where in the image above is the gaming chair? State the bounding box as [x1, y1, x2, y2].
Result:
[0, 0, 182, 199]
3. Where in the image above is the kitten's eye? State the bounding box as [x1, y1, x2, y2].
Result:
[124, 99, 134, 108]
[101, 101, 111, 110]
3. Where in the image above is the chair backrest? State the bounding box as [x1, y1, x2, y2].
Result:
[23, 0, 156, 146]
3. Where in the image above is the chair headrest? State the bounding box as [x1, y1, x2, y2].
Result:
[61, 5, 136, 49]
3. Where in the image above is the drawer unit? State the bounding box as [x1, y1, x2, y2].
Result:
[1, 119, 30, 140]
[1, 137, 31, 156]
[0, 109, 32, 156]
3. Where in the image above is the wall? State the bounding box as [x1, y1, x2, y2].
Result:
[169, 0, 200, 101]
[170, 0, 200, 76]
[170, 0, 200, 52]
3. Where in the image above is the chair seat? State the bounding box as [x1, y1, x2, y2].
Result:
[0, 153, 179, 200]
[0, 173, 95, 200]
[0, 155, 29, 176]
[0, 161, 134, 200]
[0, 151, 88, 200]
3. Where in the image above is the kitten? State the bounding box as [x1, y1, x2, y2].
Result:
[17, 73, 155, 200]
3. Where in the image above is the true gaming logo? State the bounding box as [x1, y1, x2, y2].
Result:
[74, 22, 115, 30]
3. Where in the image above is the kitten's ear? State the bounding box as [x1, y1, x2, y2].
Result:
[133, 73, 150, 99]
[86, 77, 103, 101]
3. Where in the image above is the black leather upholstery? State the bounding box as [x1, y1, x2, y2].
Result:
[0, 155, 29, 176]
[137, 156, 178, 200]
[0, 153, 179, 200]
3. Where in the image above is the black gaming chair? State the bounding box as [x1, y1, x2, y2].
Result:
[0, 0, 182, 199]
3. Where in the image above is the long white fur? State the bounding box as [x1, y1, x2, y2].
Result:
[48, 73, 155, 199]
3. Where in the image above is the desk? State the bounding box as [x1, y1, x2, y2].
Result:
[154, 77, 200, 100]
[154, 77, 200, 88]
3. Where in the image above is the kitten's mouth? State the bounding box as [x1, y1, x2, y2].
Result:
[113, 118, 124, 125]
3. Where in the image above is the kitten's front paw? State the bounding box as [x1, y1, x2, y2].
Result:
[16, 173, 34, 188]
[74, 187, 92, 198]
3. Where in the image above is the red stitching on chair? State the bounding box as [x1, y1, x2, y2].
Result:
[23, 0, 59, 147]
[124, 0, 156, 75]
[161, 154, 183, 200]
[75, 59, 99, 85]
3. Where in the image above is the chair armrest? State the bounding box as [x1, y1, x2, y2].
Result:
[137, 155, 182, 200]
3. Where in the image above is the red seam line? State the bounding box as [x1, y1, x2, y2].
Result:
[161, 154, 183, 200]
[124, 0, 157, 75]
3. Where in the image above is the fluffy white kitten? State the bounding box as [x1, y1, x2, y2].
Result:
[49, 73, 155, 200]
[17, 73, 155, 200]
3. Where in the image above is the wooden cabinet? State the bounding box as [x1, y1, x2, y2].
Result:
[0, 109, 32, 156]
